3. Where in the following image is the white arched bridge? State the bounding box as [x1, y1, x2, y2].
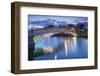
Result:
[28, 27, 77, 44]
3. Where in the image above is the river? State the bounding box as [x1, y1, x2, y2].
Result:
[29, 36, 88, 60]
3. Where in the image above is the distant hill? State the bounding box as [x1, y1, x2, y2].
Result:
[29, 19, 67, 27]
[29, 19, 88, 29]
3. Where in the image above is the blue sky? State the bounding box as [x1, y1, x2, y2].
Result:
[28, 15, 88, 24]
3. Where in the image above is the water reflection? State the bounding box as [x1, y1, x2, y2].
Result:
[64, 37, 77, 56]
[33, 36, 88, 60]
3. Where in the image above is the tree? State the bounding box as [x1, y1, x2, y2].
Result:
[67, 24, 75, 29]
[48, 25, 55, 28]
[76, 23, 85, 29]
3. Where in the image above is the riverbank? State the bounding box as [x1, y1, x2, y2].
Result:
[51, 32, 88, 38]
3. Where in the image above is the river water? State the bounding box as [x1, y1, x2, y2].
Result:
[31, 36, 88, 60]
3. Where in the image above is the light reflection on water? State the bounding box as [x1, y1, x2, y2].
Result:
[64, 37, 77, 56]
[33, 36, 88, 60]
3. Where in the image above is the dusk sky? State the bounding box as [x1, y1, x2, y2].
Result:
[28, 15, 88, 24]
